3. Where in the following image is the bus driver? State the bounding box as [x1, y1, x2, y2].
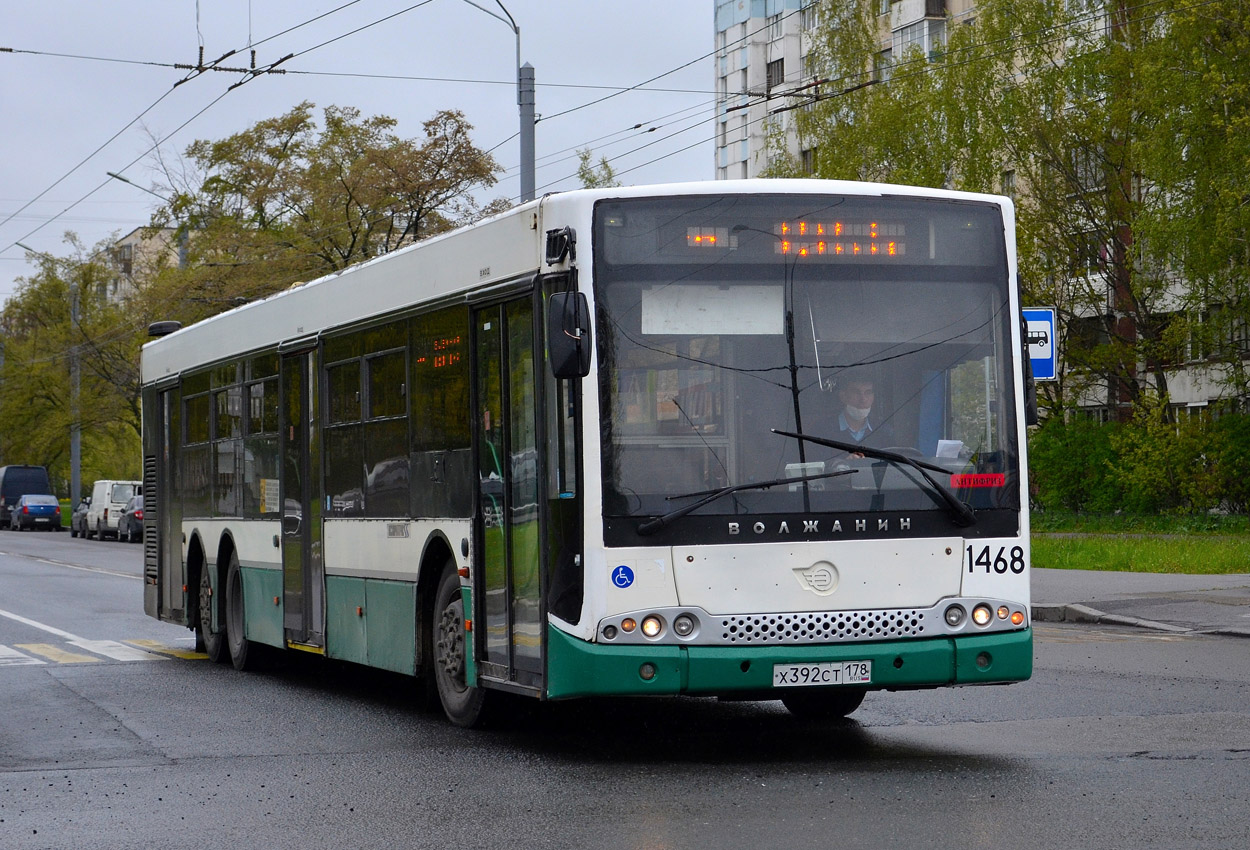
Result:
[831, 369, 892, 457]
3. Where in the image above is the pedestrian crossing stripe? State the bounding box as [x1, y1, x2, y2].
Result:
[16, 643, 102, 664]
[0, 644, 46, 666]
[71, 639, 168, 661]
[0, 640, 206, 665]
[124, 639, 209, 660]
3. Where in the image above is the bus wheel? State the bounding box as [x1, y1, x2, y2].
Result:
[780, 687, 867, 720]
[225, 552, 260, 671]
[198, 565, 228, 664]
[433, 564, 490, 727]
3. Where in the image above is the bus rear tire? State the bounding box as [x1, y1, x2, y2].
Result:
[198, 564, 228, 664]
[780, 687, 867, 720]
[226, 553, 260, 671]
[433, 564, 491, 728]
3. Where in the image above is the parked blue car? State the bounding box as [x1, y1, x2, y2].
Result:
[9, 494, 62, 531]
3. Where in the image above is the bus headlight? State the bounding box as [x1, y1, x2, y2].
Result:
[972, 604, 993, 626]
[641, 615, 664, 638]
[944, 605, 966, 627]
[673, 613, 696, 637]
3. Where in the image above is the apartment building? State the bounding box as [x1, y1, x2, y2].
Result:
[105, 226, 179, 304]
[715, 1, 1241, 419]
[714, 1, 974, 180]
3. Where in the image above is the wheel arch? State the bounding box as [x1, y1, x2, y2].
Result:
[215, 530, 239, 580]
[415, 530, 458, 676]
[186, 531, 209, 630]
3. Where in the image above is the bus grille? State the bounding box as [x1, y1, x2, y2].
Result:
[719, 609, 928, 644]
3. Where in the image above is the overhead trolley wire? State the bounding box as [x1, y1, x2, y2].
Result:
[0, 0, 437, 257]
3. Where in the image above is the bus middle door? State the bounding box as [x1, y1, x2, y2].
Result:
[281, 349, 325, 649]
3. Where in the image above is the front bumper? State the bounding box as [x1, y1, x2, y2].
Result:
[545, 625, 1032, 700]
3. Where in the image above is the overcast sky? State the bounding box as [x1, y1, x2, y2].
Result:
[0, 0, 715, 303]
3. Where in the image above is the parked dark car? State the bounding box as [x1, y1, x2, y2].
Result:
[117, 495, 144, 543]
[9, 494, 62, 531]
[70, 497, 91, 538]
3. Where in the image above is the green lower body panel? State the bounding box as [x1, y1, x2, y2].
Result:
[241, 566, 284, 648]
[325, 575, 417, 675]
[546, 625, 1032, 700]
[326, 576, 367, 664]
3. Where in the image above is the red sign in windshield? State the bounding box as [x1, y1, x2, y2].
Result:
[950, 473, 1006, 489]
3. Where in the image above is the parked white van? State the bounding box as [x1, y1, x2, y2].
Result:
[85, 480, 142, 540]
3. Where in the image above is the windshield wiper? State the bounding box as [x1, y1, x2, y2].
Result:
[771, 429, 977, 527]
[636, 469, 856, 537]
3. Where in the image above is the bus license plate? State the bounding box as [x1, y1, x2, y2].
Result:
[773, 660, 872, 688]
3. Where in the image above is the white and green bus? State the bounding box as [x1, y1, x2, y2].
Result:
[141, 179, 1034, 726]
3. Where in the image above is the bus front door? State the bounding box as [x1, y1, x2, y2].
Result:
[473, 296, 544, 690]
[281, 350, 324, 648]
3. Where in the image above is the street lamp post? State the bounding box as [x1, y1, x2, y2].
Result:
[459, 1, 534, 202]
[106, 172, 187, 268]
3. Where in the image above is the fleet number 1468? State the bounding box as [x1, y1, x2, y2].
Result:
[966, 545, 1026, 574]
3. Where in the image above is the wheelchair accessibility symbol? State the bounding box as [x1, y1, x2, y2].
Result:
[612, 565, 635, 588]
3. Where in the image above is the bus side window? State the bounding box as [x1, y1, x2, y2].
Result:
[411, 306, 473, 516]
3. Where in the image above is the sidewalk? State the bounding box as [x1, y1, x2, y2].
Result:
[1031, 567, 1250, 637]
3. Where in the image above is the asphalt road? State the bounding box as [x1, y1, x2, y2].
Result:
[3, 529, 1249, 849]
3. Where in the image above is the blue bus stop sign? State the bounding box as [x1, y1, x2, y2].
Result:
[1022, 307, 1057, 381]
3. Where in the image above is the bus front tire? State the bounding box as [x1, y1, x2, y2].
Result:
[780, 687, 867, 720]
[198, 565, 228, 664]
[432, 564, 491, 728]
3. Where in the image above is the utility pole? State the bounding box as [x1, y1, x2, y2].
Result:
[69, 274, 81, 504]
[520, 62, 535, 202]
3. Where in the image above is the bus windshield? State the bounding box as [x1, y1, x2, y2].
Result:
[593, 194, 1020, 543]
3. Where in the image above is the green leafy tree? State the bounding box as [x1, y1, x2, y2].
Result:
[0, 237, 142, 494]
[778, 0, 1250, 423]
[576, 147, 621, 188]
[151, 104, 505, 319]
[1130, 1, 1250, 402]
[1027, 416, 1123, 513]
[1209, 414, 1250, 513]
[2, 104, 506, 492]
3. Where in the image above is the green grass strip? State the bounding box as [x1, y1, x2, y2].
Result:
[1030, 511, 1250, 535]
[1032, 534, 1250, 574]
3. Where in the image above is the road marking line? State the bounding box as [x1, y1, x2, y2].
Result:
[0, 607, 79, 639]
[35, 557, 139, 580]
[0, 645, 46, 666]
[125, 639, 209, 660]
[0, 551, 139, 580]
[16, 643, 102, 664]
[69, 639, 167, 662]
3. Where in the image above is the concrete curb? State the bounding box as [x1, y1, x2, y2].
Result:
[1200, 627, 1250, 638]
[1032, 603, 1196, 634]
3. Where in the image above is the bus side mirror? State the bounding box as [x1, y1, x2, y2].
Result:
[547, 292, 592, 379]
